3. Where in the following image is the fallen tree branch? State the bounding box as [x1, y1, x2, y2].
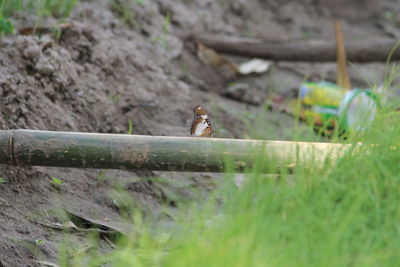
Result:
[191, 33, 400, 62]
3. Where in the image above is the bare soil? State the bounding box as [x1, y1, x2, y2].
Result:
[0, 0, 399, 265]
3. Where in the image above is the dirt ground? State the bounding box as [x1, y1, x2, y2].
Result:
[0, 0, 399, 265]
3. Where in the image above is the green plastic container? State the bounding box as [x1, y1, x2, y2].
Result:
[338, 89, 380, 131]
[298, 82, 380, 131]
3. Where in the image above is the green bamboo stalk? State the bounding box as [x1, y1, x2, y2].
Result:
[0, 130, 349, 172]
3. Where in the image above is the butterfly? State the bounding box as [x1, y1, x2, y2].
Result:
[189, 105, 214, 137]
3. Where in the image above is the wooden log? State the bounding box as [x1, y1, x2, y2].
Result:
[0, 130, 349, 173]
[192, 34, 400, 62]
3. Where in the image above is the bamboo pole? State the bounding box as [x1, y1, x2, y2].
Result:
[0, 130, 349, 173]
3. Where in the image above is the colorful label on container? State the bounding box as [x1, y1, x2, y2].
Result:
[299, 82, 345, 108]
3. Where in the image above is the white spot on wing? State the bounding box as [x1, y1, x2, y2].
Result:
[194, 119, 209, 136]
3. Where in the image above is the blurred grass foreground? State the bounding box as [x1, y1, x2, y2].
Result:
[63, 107, 400, 266]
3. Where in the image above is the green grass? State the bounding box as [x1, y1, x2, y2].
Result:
[109, 0, 136, 24]
[0, 0, 78, 35]
[127, 120, 134, 134]
[58, 104, 400, 266]
[150, 12, 171, 50]
[0, 0, 78, 18]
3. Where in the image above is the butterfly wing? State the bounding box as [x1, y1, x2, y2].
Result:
[190, 116, 213, 137]
[201, 118, 214, 137]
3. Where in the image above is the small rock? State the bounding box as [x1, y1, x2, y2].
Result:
[35, 55, 55, 75]
[23, 45, 41, 60]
